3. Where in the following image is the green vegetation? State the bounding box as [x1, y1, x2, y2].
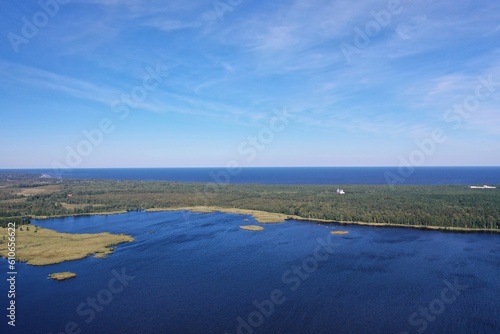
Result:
[1, 172, 499, 231]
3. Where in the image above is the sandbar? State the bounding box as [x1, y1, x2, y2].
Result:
[48, 272, 77, 281]
[240, 225, 264, 231]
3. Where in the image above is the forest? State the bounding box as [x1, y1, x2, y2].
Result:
[0, 172, 499, 230]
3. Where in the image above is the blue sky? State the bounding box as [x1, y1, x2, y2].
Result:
[1, 0, 499, 168]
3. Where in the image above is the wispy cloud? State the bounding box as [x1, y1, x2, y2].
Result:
[0, 60, 118, 105]
[0, 61, 163, 114]
[2, 0, 499, 167]
[141, 19, 202, 32]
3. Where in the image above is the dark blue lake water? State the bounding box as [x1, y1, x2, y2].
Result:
[2, 167, 500, 185]
[1, 211, 499, 333]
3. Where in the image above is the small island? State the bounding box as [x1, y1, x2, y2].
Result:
[48, 272, 77, 281]
[240, 225, 265, 231]
[331, 230, 349, 235]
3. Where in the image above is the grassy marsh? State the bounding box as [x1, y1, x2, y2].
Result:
[0, 226, 134, 266]
[239, 225, 265, 231]
[48, 272, 77, 281]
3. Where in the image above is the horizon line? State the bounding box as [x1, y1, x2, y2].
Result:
[1, 166, 500, 170]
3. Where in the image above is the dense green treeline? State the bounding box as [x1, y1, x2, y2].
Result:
[1, 173, 499, 230]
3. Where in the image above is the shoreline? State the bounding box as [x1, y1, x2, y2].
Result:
[145, 206, 500, 234]
[11, 206, 500, 235]
[29, 210, 129, 220]
[146, 206, 291, 223]
[292, 216, 500, 234]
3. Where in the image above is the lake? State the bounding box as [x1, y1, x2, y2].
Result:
[1, 211, 499, 333]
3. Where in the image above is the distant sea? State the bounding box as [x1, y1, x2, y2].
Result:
[1, 167, 500, 185]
